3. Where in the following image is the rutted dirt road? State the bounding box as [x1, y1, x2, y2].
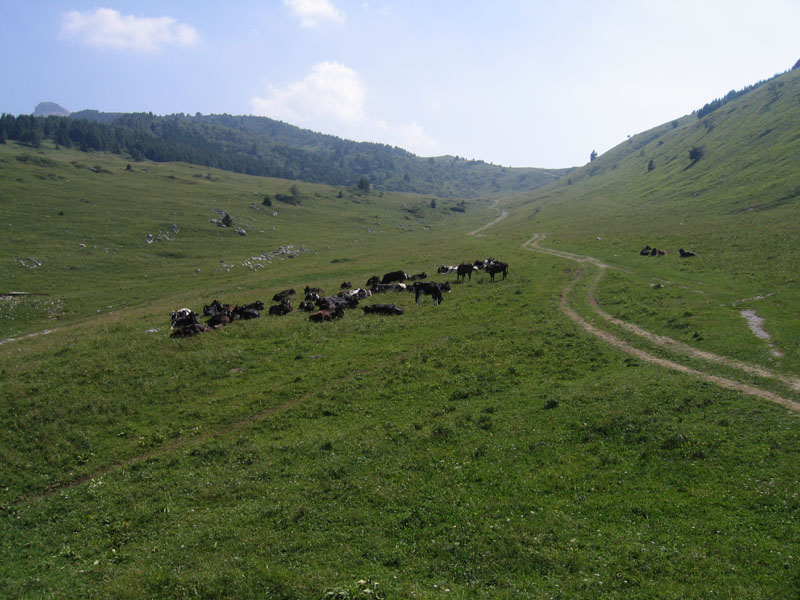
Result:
[522, 233, 800, 413]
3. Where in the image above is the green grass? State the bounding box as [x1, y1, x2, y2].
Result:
[3, 65, 800, 598]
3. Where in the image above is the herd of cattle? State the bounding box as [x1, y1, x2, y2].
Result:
[640, 245, 697, 258]
[169, 258, 509, 338]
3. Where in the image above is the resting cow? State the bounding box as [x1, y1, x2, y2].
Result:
[362, 303, 404, 316]
[268, 300, 293, 316]
[679, 248, 696, 257]
[310, 305, 345, 322]
[381, 270, 408, 284]
[170, 323, 211, 337]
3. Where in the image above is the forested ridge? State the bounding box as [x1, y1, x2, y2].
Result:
[0, 110, 568, 197]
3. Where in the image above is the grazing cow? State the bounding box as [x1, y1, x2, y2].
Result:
[268, 300, 293, 316]
[310, 305, 345, 322]
[437, 265, 458, 274]
[299, 300, 316, 312]
[408, 272, 428, 281]
[485, 261, 508, 282]
[272, 289, 296, 303]
[640, 245, 652, 256]
[207, 308, 234, 328]
[170, 323, 211, 338]
[679, 248, 696, 257]
[381, 270, 408, 284]
[170, 308, 198, 330]
[413, 281, 451, 305]
[363, 303, 404, 315]
[456, 262, 475, 282]
[366, 275, 382, 288]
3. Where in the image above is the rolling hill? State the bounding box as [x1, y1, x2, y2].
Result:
[1, 110, 570, 198]
[2, 64, 800, 599]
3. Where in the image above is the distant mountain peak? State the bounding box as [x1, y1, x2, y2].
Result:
[33, 102, 70, 117]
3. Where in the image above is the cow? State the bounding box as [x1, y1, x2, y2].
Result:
[656, 249, 667, 256]
[456, 262, 475, 283]
[317, 295, 359, 311]
[362, 303, 404, 316]
[299, 300, 316, 312]
[485, 261, 508, 282]
[408, 272, 427, 281]
[170, 308, 198, 330]
[381, 270, 408, 284]
[272, 289, 296, 303]
[239, 300, 265, 311]
[304, 285, 323, 295]
[310, 305, 345, 322]
[170, 323, 211, 338]
[202, 299, 234, 317]
[305, 292, 320, 302]
[233, 305, 260, 320]
[207, 308, 234, 328]
[371, 283, 406, 294]
[649, 247, 658, 256]
[413, 281, 451, 305]
[437, 265, 458, 274]
[640, 245, 652, 256]
[679, 248, 696, 257]
[366, 275, 382, 288]
[474, 258, 495, 270]
[268, 300, 293, 316]
[340, 281, 352, 290]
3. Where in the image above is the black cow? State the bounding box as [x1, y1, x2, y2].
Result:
[233, 305, 260, 320]
[413, 281, 451, 305]
[679, 248, 696, 257]
[268, 300, 293, 316]
[202, 299, 234, 317]
[485, 261, 508, 282]
[340, 281, 352, 289]
[363, 303, 404, 315]
[207, 309, 234, 328]
[170, 323, 211, 338]
[304, 285, 323, 295]
[456, 263, 474, 282]
[408, 272, 427, 281]
[272, 289, 296, 303]
[381, 270, 408, 284]
[299, 300, 316, 312]
[640, 245, 652, 256]
[366, 275, 382, 288]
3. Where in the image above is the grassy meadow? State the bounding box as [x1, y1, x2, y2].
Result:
[2, 68, 800, 599]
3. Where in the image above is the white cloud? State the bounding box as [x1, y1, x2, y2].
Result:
[251, 62, 438, 154]
[60, 8, 198, 52]
[284, 0, 345, 27]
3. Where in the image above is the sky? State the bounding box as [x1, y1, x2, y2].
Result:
[1, 1, 798, 168]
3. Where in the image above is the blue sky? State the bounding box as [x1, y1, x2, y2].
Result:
[1, 1, 798, 167]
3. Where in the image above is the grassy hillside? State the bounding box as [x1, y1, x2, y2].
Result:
[2, 68, 800, 599]
[493, 65, 800, 373]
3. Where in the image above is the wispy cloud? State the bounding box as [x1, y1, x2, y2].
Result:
[284, 0, 345, 28]
[251, 61, 437, 154]
[60, 8, 198, 52]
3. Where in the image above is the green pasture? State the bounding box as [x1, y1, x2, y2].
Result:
[2, 67, 800, 599]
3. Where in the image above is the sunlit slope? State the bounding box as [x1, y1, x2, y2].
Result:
[490, 66, 800, 371]
[0, 143, 493, 338]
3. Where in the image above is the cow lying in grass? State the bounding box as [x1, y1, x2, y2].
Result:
[362, 303, 404, 315]
[679, 248, 696, 257]
[310, 305, 345, 322]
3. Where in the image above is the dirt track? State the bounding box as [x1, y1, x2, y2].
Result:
[522, 233, 800, 414]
